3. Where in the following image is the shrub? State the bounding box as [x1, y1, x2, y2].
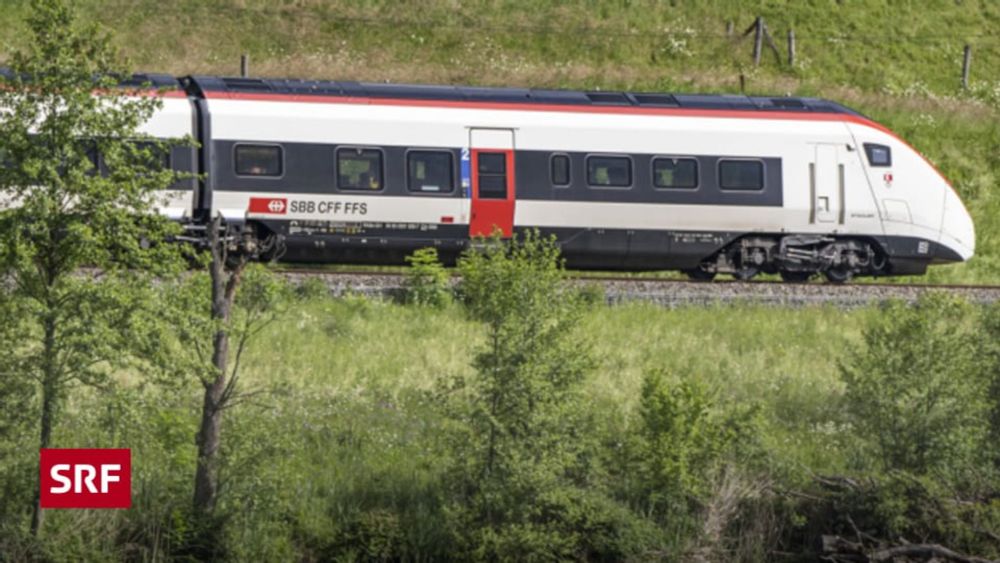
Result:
[404, 247, 451, 307]
[294, 276, 329, 301]
[840, 294, 986, 475]
[445, 232, 655, 560]
[627, 371, 760, 537]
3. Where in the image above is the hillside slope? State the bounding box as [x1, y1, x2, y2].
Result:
[1, 0, 997, 282]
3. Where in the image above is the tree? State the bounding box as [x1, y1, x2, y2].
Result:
[840, 294, 986, 475]
[447, 232, 615, 559]
[135, 260, 290, 552]
[0, 0, 185, 535]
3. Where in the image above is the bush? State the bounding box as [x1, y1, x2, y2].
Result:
[404, 247, 451, 307]
[294, 276, 329, 301]
[620, 371, 760, 547]
[445, 232, 654, 560]
[840, 294, 987, 475]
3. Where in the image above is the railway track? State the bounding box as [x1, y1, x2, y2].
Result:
[273, 267, 1000, 308]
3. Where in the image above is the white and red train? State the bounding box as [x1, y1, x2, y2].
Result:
[136, 73, 973, 281]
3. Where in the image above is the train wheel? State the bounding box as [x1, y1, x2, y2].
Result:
[824, 268, 853, 284]
[684, 268, 716, 282]
[780, 271, 813, 283]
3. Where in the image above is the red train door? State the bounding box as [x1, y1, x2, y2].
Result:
[469, 128, 515, 237]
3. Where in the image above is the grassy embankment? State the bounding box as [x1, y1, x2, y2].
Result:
[7, 296, 865, 558]
[1, 0, 997, 283]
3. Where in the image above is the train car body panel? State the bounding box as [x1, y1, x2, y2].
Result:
[178, 75, 977, 278]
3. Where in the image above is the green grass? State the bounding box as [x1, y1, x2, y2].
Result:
[2, 0, 997, 283]
[11, 295, 874, 559]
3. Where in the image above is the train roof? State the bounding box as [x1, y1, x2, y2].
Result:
[182, 75, 863, 117]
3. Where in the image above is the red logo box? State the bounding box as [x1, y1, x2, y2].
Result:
[39, 448, 131, 509]
[248, 197, 287, 214]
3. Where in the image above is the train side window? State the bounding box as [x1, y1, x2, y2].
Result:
[652, 157, 698, 189]
[477, 152, 507, 199]
[864, 143, 891, 167]
[587, 155, 631, 187]
[408, 150, 454, 193]
[719, 160, 763, 190]
[551, 154, 570, 186]
[235, 144, 282, 177]
[337, 147, 384, 191]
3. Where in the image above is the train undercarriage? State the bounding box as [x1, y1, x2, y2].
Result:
[685, 235, 888, 283]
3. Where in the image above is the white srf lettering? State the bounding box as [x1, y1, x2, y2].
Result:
[50, 464, 72, 494]
[50, 464, 122, 493]
[78, 464, 97, 493]
[100, 464, 121, 493]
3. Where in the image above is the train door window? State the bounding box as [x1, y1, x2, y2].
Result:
[653, 157, 698, 189]
[863, 143, 891, 167]
[337, 147, 384, 191]
[407, 150, 454, 193]
[587, 155, 631, 187]
[477, 152, 507, 199]
[235, 144, 282, 177]
[719, 160, 763, 190]
[551, 154, 571, 187]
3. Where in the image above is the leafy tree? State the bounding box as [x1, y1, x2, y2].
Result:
[134, 263, 291, 553]
[0, 0, 186, 535]
[840, 294, 986, 475]
[446, 232, 651, 559]
[403, 247, 451, 307]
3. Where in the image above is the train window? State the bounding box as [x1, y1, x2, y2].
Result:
[337, 147, 383, 191]
[235, 144, 282, 177]
[551, 154, 570, 186]
[719, 160, 763, 190]
[408, 151, 454, 193]
[864, 143, 892, 167]
[587, 156, 631, 187]
[478, 152, 506, 175]
[477, 152, 507, 199]
[653, 157, 698, 189]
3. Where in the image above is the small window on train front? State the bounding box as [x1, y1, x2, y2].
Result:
[338, 147, 383, 191]
[587, 156, 631, 187]
[653, 157, 698, 189]
[551, 154, 570, 186]
[864, 143, 891, 167]
[719, 160, 763, 190]
[408, 151, 454, 193]
[235, 144, 282, 177]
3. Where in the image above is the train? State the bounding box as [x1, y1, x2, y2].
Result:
[128, 72, 974, 282]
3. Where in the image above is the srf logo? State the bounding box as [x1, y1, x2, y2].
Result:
[40, 449, 131, 509]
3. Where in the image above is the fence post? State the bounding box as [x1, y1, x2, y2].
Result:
[240, 54, 249, 78]
[726, 20, 734, 36]
[753, 16, 763, 66]
[787, 30, 796, 66]
[961, 44, 971, 89]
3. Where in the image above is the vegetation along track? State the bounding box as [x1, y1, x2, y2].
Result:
[274, 268, 1000, 308]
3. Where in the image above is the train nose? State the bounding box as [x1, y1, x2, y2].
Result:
[938, 187, 975, 262]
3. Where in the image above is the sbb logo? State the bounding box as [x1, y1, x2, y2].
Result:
[248, 197, 288, 214]
[40, 449, 131, 509]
